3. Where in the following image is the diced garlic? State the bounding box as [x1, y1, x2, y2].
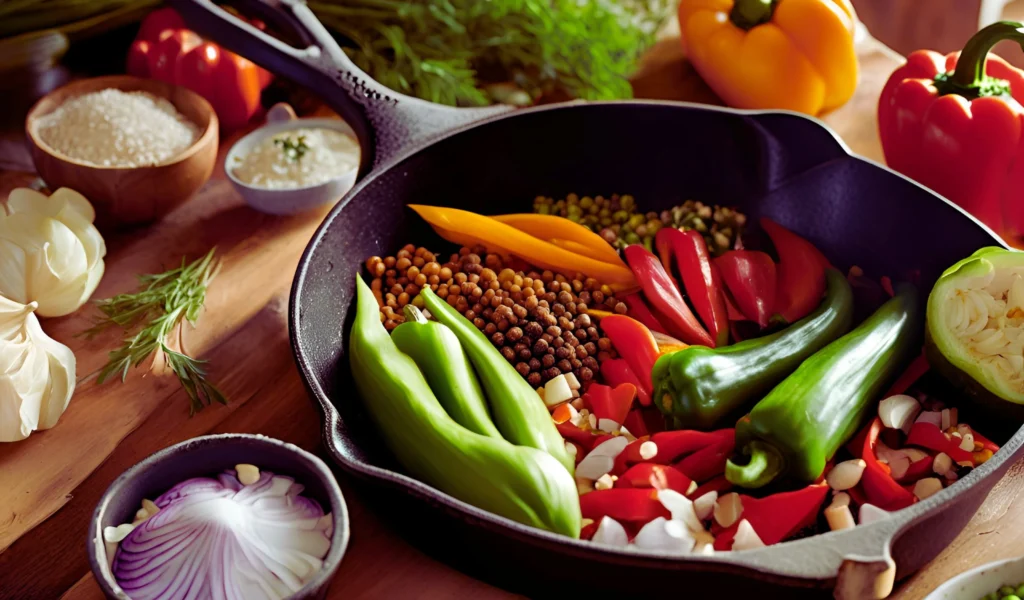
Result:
[913, 477, 943, 500]
[858, 503, 889, 525]
[564, 372, 581, 390]
[694, 491, 717, 521]
[141, 499, 159, 516]
[663, 520, 698, 552]
[595, 474, 615, 490]
[588, 435, 630, 458]
[576, 477, 594, 495]
[597, 418, 620, 434]
[825, 504, 855, 531]
[731, 519, 765, 551]
[658, 489, 704, 533]
[878, 395, 921, 431]
[826, 459, 866, 491]
[916, 411, 943, 427]
[236, 464, 260, 486]
[571, 388, 580, 399]
[589, 414, 598, 430]
[620, 426, 636, 442]
[830, 492, 851, 508]
[639, 441, 658, 460]
[945, 470, 959, 482]
[901, 447, 930, 463]
[698, 542, 715, 555]
[959, 433, 975, 452]
[103, 523, 135, 543]
[686, 480, 698, 496]
[592, 517, 629, 547]
[634, 517, 693, 552]
[714, 493, 743, 529]
[565, 441, 578, 457]
[932, 452, 952, 476]
[543, 376, 573, 408]
[133, 508, 149, 523]
[576, 455, 615, 480]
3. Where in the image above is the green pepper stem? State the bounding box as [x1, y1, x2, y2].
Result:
[725, 441, 784, 489]
[729, 0, 777, 31]
[403, 304, 428, 324]
[936, 21, 1024, 99]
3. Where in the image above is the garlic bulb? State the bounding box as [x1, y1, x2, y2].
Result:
[0, 295, 76, 442]
[0, 187, 106, 317]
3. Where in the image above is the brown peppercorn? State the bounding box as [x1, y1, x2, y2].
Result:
[583, 356, 599, 371]
[558, 317, 574, 331]
[527, 372, 542, 387]
[542, 367, 560, 380]
[587, 327, 600, 341]
[570, 358, 582, 370]
[578, 291, 591, 304]
[555, 347, 571, 360]
[466, 253, 482, 265]
[567, 336, 580, 348]
[576, 347, 588, 359]
[576, 303, 588, 315]
[539, 299, 550, 309]
[391, 284, 403, 296]
[515, 362, 530, 377]
[482, 308, 494, 320]
[500, 346, 516, 362]
[507, 327, 524, 342]
[473, 317, 485, 329]
[396, 257, 412, 271]
[480, 268, 496, 281]
[592, 291, 605, 304]
[398, 292, 410, 306]
[552, 303, 565, 317]
[497, 320, 510, 332]
[384, 256, 397, 268]
[542, 354, 556, 368]
[556, 359, 572, 373]
[533, 339, 549, 354]
[512, 305, 528, 319]
[552, 336, 565, 348]
[557, 291, 573, 305]
[524, 295, 539, 310]
[541, 333, 554, 344]
[514, 342, 528, 353]
[614, 302, 628, 314]
[484, 323, 497, 335]
[575, 314, 592, 328]
[528, 358, 542, 372]
[554, 273, 566, 284]
[575, 329, 588, 342]
[524, 321, 544, 339]
[578, 367, 594, 382]
[518, 348, 532, 361]
[502, 297, 515, 308]
[598, 338, 612, 351]
[546, 325, 562, 338]
[584, 342, 597, 355]
[490, 332, 504, 347]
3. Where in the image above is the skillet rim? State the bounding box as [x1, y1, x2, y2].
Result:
[287, 98, 1022, 580]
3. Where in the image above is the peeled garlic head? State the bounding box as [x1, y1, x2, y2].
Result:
[0, 188, 106, 317]
[0, 295, 76, 442]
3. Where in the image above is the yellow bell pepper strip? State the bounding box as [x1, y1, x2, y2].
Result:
[490, 213, 624, 265]
[409, 205, 637, 288]
[678, 0, 859, 115]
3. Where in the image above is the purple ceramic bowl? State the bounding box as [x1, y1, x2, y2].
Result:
[87, 434, 349, 600]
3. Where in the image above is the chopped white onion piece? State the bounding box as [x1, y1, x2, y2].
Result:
[694, 491, 717, 521]
[878, 394, 921, 432]
[597, 418, 620, 434]
[657, 489, 704, 533]
[941, 407, 958, 431]
[543, 375, 574, 408]
[915, 411, 943, 427]
[592, 517, 629, 547]
[959, 433, 975, 452]
[595, 474, 614, 490]
[731, 519, 765, 551]
[588, 435, 630, 458]
[634, 517, 694, 553]
[858, 503, 889, 525]
[564, 372, 581, 390]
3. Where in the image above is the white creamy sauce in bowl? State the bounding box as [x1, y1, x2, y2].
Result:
[232, 127, 359, 190]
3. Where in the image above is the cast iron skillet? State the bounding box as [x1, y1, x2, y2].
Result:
[175, 1, 1024, 597]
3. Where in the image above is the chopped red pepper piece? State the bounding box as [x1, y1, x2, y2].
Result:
[580, 520, 599, 540]
[714, 250, 777, 328]
[899, 455, 935, 483]
[688, 475, 733, 499]
[906, 422, 974, 463]
[713, 483, 829, 550]
[556, 422, 597, 449]
[612, 436, 652, 475]
[676, 429, 736, 483]
[600, 315, 660, 399]
[623, 409, 650, 438]
[973, 430, 1001, 454]
[624, 293, 668, 335]
[616, 463, 693, 495]
[579, 488, 670, 523]
[760, 218, 828, 324]
[622, 245, 715, 346]
[723, 290, 748, 322]
[583, 383, 636, 426]
[655, 228, 730, 347]
[858, 417, 917, 511]
[600, 358, 652, 407]
[649, 429, 724, 464]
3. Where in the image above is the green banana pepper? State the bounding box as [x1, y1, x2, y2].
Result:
[653, 268, 853, 430]
[725, 282, 921, 488]
[349, 275, 581, 536]
[420, 287, 575, 473]
[392, 305, 502, 438]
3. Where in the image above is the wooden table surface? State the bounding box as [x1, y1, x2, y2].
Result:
[1, 22, 1022, 600]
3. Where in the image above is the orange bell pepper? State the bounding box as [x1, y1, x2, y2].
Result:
[678, 0, 858, 115]
[490, 213, 624, 265]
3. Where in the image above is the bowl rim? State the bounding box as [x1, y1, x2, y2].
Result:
[86, 433, 350, 600]
[25, 74, 218, 171]
[923, 555, 1024, 599]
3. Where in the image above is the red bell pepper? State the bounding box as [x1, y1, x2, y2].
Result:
[714, 250, 777, 328]
[600, 358, 653, 408]
[858, 417, 917, 511]
[622, 245, 715, 346]
[713, 483, 829, 550]
[760, 218, 827, 324]
[656, 228, 730, 347]
[579, 488, 670, 523]
[688, 475, 733, 499]
[600, 316, 660, 399]
[879, 22, 1024, 239]
[676, 429, 735, 483]
[906, 422, 975, 463]
[583, 383, 636, 426]
[649, 429, 723, 464]
[149, 29, 202, 84]
[624, 293, 668, 335]
[616, 463, 694, 495]
[136, 7, 185, 43]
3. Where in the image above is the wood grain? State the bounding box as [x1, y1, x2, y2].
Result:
[0, 25, 1009, 600]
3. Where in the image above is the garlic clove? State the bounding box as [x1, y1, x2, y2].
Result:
[24, 310, 75, 430]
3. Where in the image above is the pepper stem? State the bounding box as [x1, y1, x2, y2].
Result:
[729, 0, 777, 31]
[403, 304, 428, 324]
[935, 21, 1024, 99]
[725, 441, 784, 489]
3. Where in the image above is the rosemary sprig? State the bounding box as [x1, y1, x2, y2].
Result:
[274, 134, 310, 162]
[87, 248, 225, 415]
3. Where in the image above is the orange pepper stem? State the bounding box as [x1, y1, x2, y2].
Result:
[729, 0, 777, 31]
[936, 21, 1024, 99]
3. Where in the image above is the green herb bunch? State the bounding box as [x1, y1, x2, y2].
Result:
[86, 248, 225, 415]
[274, 134, 311, 162]
[309, 0, 672, 107]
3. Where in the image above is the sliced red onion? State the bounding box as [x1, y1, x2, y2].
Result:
[112, 469, 332, 600]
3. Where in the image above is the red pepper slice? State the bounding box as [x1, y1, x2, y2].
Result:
[600, 316, 660, 399]
[623, 408, 650, 438]
[713, 483, 829, 550]
[688, 475, 733, 499]
[760, 218, 827, 324]
[676, 429, 736, 483]
[859, 417, 917, 511]
[656, 228, 730, 347]
[714, 250, 777, 328]
[624, 293, 668, 335]
[556, 422, 597, 449]
[600, 359, 652, 407]
[579, 488, 670, 523]
[583, 383, 635, 426]
[649, 429, 724, 464]
[616, 463, 694, 495]
[581, 520, 599, 540]
[972, 430, 1001, 454]
[622, 245, 715, 346]
[899, 455, 935, 483]
[906, 422, 975, 463]
[611, 435, 652, 475]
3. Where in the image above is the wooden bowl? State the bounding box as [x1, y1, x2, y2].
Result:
[25, 75, 218, 228]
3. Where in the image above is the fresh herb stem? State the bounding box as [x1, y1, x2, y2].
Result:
[87, 248, 225, 415]
[274, 134, 311, 163]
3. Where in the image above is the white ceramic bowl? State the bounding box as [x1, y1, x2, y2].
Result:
[925, 556, 1024, 600]
[225, 104, 360, 215]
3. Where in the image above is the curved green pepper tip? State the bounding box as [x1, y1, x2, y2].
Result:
[725, 441, 784, 489]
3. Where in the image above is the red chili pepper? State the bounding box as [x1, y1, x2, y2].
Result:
[583, 383, 635, 426]
[714, 250, 777, 328]
[581, 520, 599, 540]
[600, 316, 660, 398]
[656, 228, 730, 347]
[906, 422, 975, 463]
[723, 290, 748, 322]
[760, 218, 827, 324]
[616, 463, 694, 495]
[899, 455, 935, 483]
[973, 429, 1001, 454]
[858, 417, 917, 511]
[566, 440, 586, 465]
[623, 408, 650, 438]
[622, 245, 715, 346]
[600, 358, 652, 407]
[612, 435, 652, 475]
[556, 422, 597, 449]
[624, 293, 668, 335]
[688, 475, 733, 499]
[579, 488, 670, 523]
[676, 429, 735, 483]
[649, 429, 724, 464]
[713, 483, 829, 550]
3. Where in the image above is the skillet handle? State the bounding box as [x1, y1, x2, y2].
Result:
[831, 515, 905, 600]
[170, 0, 510, 171]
